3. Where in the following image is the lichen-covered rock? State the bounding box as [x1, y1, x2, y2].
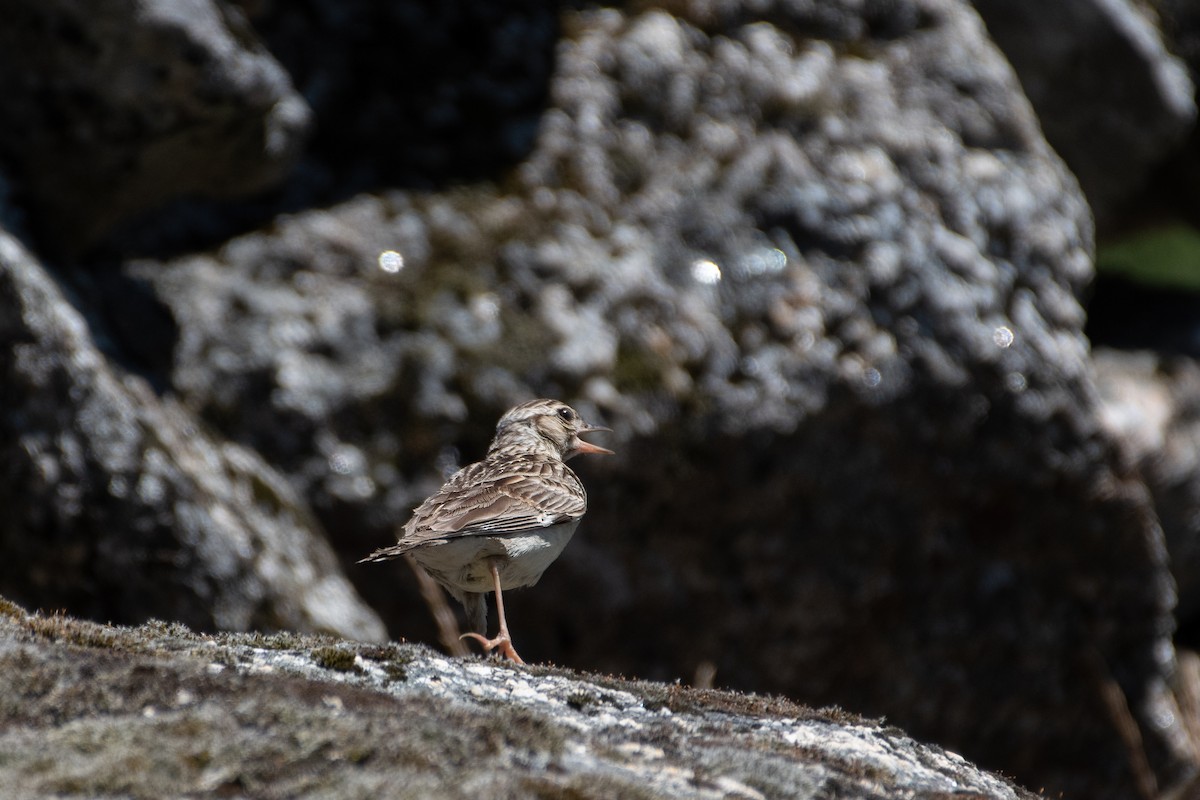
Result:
[0, 229, 383, 642]
[0, 598, 1038, 800]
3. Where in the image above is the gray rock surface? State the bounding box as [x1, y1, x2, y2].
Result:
[1141, 0, 1200, 230]
[1096, 349, 1200, 626]
[0, 227, 384, 642]
[971, 0, 1196, 227]
[0, 596, 1038, 800]
[0, 0, 310, 253]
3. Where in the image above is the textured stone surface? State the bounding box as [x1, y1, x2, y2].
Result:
[1141, 0, 1200, 229]
[0, 597, 1038, 800]
[1096, 349, 1200, 627]
[0, 228, 384, 642]
[971, 0, 1196, 227]
[0, 0, 310, 253]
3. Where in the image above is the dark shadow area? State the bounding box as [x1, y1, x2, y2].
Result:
[1085, 273, 1200, 358]
[26, 1, 565, 262]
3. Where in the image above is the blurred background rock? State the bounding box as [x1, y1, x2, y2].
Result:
[2, 0, 1200, 797]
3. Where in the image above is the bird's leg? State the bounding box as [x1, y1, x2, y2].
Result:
[460, 558, 524, 665]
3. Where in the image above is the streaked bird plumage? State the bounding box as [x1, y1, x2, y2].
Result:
[360, 399, 612, 663]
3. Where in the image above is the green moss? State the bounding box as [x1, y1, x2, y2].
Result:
[358, 643, 406, 662]
[139, 619, 195, 638]
[479, 308, 558, 371]
[526, 773, 664, 800]
[312, 646, 361, 673]
[553, 667, 845, 723]
[23, 614, 121, 650]
[612, 340, 666, 393]
[243, 631, 310, 650]
[1098, 223, 1200, 291]
[0, 595, 26, 620]
[184, 749, 213, 770]
[357, 643, 412, 681]
[565, 691, 594, 711]
[344, 745, 375, 764]
[382, 270, 485, 331]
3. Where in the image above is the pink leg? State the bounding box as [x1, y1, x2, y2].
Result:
[460, 559, 524, 664]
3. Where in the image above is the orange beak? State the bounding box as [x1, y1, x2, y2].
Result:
[573, 425, 614, 456]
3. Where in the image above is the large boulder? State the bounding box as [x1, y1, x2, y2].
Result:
[0, 596, 1039, 799]
[0, 228, 384, 642]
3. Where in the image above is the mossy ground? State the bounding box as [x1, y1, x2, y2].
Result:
[0, 595, 1030, 799]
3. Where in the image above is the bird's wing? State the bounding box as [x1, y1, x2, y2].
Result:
[358, 457, 586, 562]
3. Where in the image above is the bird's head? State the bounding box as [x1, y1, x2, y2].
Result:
[491, 399, 613, 461]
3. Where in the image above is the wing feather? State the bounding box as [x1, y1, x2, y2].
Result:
[359, 455, 587, 561]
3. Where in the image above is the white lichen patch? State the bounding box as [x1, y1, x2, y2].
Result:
[213, 641, 1027, 800]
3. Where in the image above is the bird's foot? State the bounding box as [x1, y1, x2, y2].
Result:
[460, 631, 525, 665]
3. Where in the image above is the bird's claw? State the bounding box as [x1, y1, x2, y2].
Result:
[460, 631, 525, 665]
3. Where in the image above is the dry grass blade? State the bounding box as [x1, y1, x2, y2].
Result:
[1089, 647, 1158, 800]
[406, 554, 469, 658]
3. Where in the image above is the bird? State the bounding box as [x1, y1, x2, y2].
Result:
[359, 399, 613, 664]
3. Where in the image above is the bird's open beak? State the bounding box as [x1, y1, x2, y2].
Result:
[573, 424, 614, 456]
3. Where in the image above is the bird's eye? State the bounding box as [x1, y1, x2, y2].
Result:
[557, 407, 575, 421]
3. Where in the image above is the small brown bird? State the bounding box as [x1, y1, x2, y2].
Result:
[360, 399, 612, 664]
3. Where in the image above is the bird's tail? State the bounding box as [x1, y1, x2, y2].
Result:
[357, 544, 412, 563]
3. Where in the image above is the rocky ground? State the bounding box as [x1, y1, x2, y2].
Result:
[0, 596, 1037, 799]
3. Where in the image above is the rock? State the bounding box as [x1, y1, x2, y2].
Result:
[1136, 0, 1200, 229]
[0, 227, 384, 642]
[0, 596, 1039, 799]
[1096, 349, 1200, 628]
[0, 0, 311, 254]
[969, 0, 1196, 228]
[124, 1, 1192, 797]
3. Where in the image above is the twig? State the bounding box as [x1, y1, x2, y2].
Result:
[693, 660, 717, 690]
[406, 555, 469, 658]
[1173, 650, 1200, 759]
[1090, 647, 1158, 800]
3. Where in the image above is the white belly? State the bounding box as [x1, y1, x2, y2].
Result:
[412, 520, 580, 594]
